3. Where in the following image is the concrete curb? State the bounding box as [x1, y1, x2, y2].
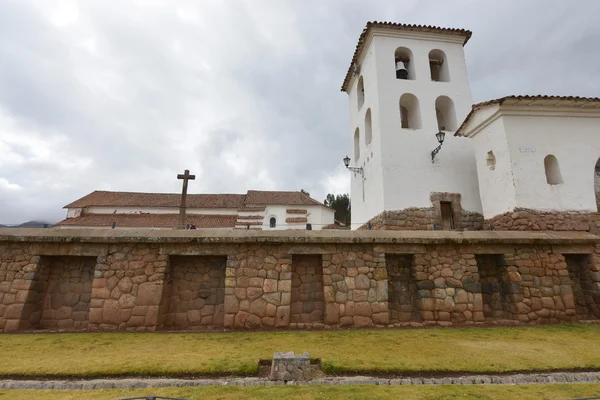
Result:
[1, 372, 600, 390]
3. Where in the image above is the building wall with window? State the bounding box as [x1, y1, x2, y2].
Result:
[458, 97, 600, 219]
[262, 205, 335, 231]
[504, 114, 600, 212]
[344, 25, 482, 230]
[372, 30, 480, 215]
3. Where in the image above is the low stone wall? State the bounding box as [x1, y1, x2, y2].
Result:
[0, 228, 599, 332]
[361, 208, 483, 231]
[487, 209, 600, 233]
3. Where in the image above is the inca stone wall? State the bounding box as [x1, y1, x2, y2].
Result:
[386, 255, 418, 323]
[290, 255, 324, 325]
[361, 208, 484, 231]
[1, 229, 600, 332]
[35, 256, 94, 330]
[162, 256, 225, 330]
[487, 209, 600, 233]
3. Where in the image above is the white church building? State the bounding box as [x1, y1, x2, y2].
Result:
[343, 22, 600, 231]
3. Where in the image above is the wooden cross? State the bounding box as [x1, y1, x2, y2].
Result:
[177, 169, 195, 229]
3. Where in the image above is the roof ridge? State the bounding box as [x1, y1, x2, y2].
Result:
[341, 21, 472, 92]
[456, 95, 600, 136]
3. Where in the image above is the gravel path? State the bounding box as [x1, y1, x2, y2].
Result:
[0, 371, 600, 390]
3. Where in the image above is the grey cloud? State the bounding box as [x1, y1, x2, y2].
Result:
[1, 0, 599, 224]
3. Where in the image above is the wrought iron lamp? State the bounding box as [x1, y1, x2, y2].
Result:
[431, 130, 446, 162]
[343, 155, 364, 176]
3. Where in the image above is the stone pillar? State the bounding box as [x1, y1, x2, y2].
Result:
[223, 255, 238, 329]
[499, 252, 523, 320]
[322, 253, 339, 326]
[589, 248, 600, 318]
[1, 250, 43, 332]
[224, 249, 292, 330]
[88, 244, 167, 332]
[325, 246, 388, 328]
[277, 256, 292, 328]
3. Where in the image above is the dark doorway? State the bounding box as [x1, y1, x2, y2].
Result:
[386, 254, 419, 323]
[564, 254, 597, 319]
[440, 201, 455, 230]
[476, 254, 511, 320]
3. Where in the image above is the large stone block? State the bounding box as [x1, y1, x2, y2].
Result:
[135, 282, 164, 306]
[102, 300, 122, 325]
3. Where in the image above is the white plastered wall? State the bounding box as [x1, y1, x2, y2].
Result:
[347, 36, 386, 229]
[468, 106, 518, 218]
[503, 113, 600, 212]
[262, 205, 335, 230]
[346, 29, 482, 230]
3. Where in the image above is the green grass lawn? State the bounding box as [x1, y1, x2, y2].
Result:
[1, 324, 600, 377]
[1, 384, 600, 400]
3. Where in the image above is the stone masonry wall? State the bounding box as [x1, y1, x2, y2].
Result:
[323, 245, 388, 328]
[90, 244, 168, 332]
[1, 232, 600, 332]
[487, 209, 600, 234]
[361, 208, 483, 231]
[290, 255, 324, 325]
[162, 256, 225, 330]
[34, 256, 94, 330]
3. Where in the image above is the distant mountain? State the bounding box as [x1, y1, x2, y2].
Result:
[0, 221, 54, 228]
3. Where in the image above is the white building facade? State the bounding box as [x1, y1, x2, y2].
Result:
[457, 96, 600, 219]
[343, 22, 600, 232]
[342, 22, 482, 230]
[56, 190, 335, 230]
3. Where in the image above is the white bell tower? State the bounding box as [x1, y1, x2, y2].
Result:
[342, 22, 482, 229]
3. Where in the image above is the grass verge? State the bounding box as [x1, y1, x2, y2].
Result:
[1, 384, 600, 400]
[1, 324, 600, 377]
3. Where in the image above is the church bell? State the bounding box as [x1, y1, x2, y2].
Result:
[396, 61, 408, 79]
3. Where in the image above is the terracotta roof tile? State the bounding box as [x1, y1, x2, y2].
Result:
[341, 21, 472, 92]
[455, 95, 600, 136]
[65, 190, 326, 209]
[245, 190, 323, 206]
[286, 209, 307, 214]
[54, 214, 236, 229]
[64, 191, 246, 209]
[285, 217, 308, 223]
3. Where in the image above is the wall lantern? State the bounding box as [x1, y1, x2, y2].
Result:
[343, 155, 364, 176]
[431, 130, 446, 162]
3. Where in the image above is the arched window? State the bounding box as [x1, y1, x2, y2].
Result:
[429, 49, 449, 82]
[365, 108, 372, 146]
[357, 76, 365, 109]
[394, 47, 415, 80]
[399, 93, 421, 129]
[435, 96, 457, 131]
[544, 155, 563, 185]
[486, 151, 496, 171]
[269, 217, 276, 228]
[354, 128, 360, 160]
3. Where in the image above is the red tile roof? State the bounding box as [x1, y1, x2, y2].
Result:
[285, 217, 308, 223]
[65, 191, 246, 209]
[65, 190, 325, 209]
[245, 190, 322, 206]
[341, 21, 472, 92]
[455, 95, 600, 136]
[54, 213, 236, 229]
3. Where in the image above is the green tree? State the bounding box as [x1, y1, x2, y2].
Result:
[324, 193, 351, 225]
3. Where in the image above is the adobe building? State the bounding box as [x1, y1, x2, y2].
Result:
[1, 22, 599, 333]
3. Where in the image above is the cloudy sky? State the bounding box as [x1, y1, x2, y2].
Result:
[1, 0, 599, 224]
